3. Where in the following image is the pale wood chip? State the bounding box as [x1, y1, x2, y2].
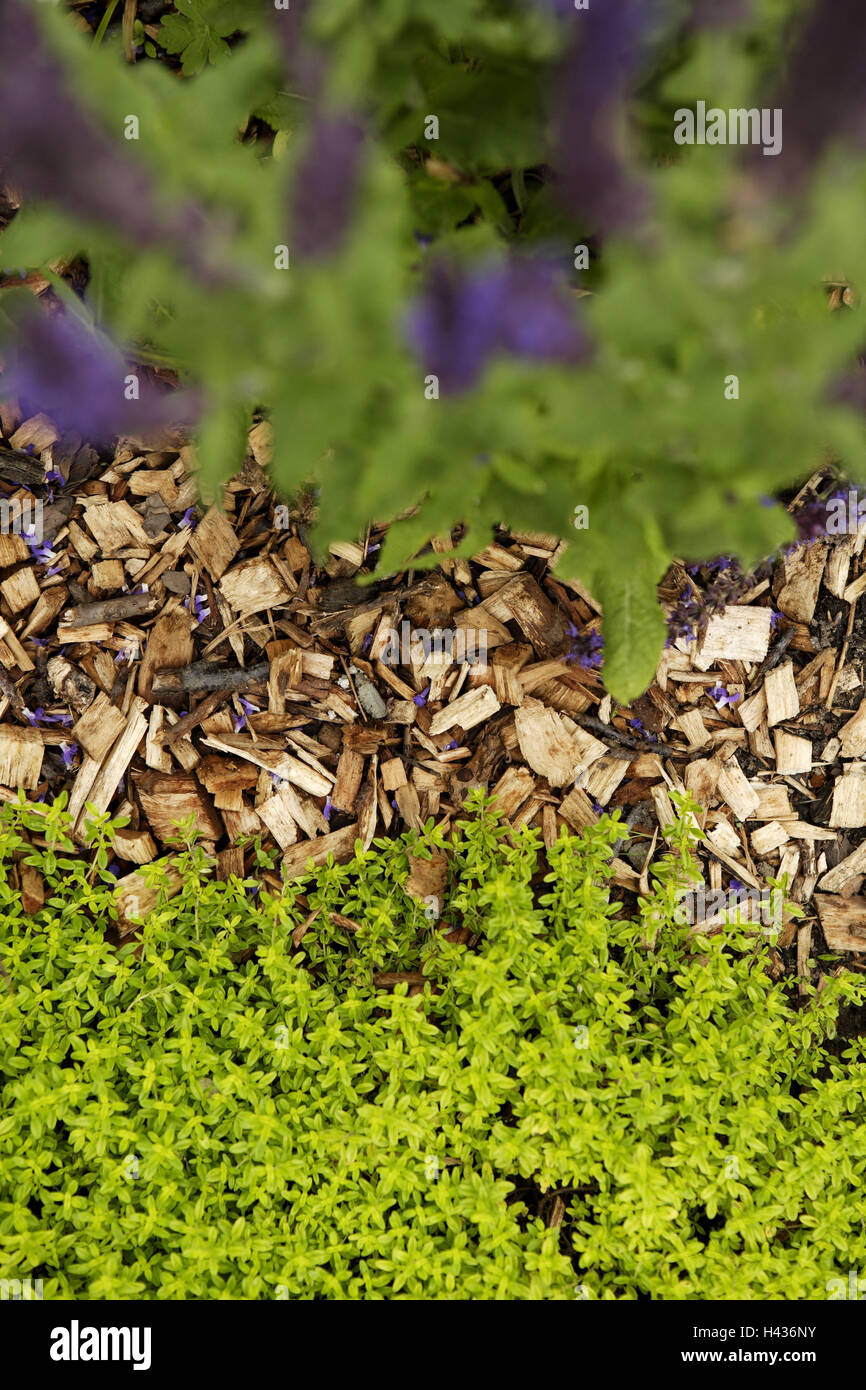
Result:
[764, 660, 799, 727]
[830, 764, 866, 828]
[814, 892, 866, 951]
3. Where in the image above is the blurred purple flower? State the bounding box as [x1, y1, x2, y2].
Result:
[0, 0, 218, 274]
[272, 0, 323, 101]
[755, 0, 866, 191]
[60, 741, 78, 769]
[323, 796, 332, 822]
[1, 300, 199, 445]
[407, 256, 589, 394]
[551, 0, 652, 233]
[413, 685, 430, 708]
[290, 114, 366, 261]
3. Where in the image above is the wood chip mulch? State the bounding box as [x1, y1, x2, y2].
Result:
[1, 404, 865, 999]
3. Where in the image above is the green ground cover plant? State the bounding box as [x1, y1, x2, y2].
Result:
[2, 790, 866, 1299]
[3, 1, 866, 700]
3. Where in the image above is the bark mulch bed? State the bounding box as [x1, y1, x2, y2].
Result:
[0, 404, 865, 999]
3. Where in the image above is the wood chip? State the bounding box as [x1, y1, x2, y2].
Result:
[814, 893, 866, 951]
[764, 661, 799, 727]
[773, 730, 812, 775]
[830, 764, 866, 828]
[428, 685, 500, 736]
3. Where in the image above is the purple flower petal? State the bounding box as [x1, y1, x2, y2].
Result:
[290, 113, 366, 261]
[755, 0, 866, 191]
[551, 0, 653, 233]
[1, 300, 199, 445]
[0, 0, 220, 277]
[406, 255, 589, 395]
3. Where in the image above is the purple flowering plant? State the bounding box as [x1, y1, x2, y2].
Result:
[1, 0, 866, 707]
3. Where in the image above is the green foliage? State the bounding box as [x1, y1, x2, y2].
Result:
[3, 2, 866, 703]
[158, 0, 248, 76]
[2, 790, 866, 1299]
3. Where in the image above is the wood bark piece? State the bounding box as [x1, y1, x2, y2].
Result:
[838, 697, 866, 759]
[114, 861, 184, 936]
[491, 766, 535, 819]
[764, 661, 799, 727]
[20, 863, 44, 914]
[717, 757, 760, 821]
[152, 661, 269, 697]
[404, 851, 447, 908]
[0, 443, 48, 488]
[189, 504, 240, 579]
[72, 691, 127, 763]
[0, 616, 33, 672]
[773, 731, 812, 775]
[282, 823, 359, 878]
[256, 790, 299, 849]
[817, 840, 866, 893]
[138, 610, 194, 706]
[0, 568, 39, 614]
[135, 771, 223, 844]
[749, 784, 794, 821]
[219, 557, 290, 615]
[22, 586, 67, 640]
[47, 656, 96, 716]
[830, 765, 866, 828]
[777, 542, 827, 623]
[697, 607, 772, 666]
[201, 733, 332, 796]
[0, 726, 43, 788]
[82, 499, 151, 554]
[331, 749, 364, 812]
[514, 698, 584, 787]
[814, 893, 866, 951]
[70, 698, 148, 840]
[268, 649, 302, 713]
[481, 573, 565, 658]
[585, 755, 628, 807]
[428, 685, 500, 736]
[64, 591, 158, 627]
[112, 828, 158, 864]
[750, 821, 789, 857]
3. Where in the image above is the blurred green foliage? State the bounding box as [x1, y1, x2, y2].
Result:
[1, 1, 865, 699]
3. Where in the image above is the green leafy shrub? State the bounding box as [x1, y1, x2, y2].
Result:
[2, 790, 866, 1299]
[2, 2, 866, 699]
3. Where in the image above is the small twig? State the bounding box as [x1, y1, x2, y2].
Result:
[825, 597, 858, 710]
[747, 623, 797, 694]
